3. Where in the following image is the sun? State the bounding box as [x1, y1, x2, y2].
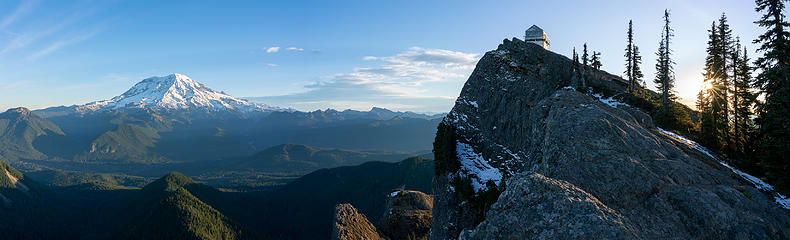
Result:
[701, 81, 714, 91]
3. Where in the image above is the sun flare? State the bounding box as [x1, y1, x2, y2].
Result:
[701, 81, 714, 91]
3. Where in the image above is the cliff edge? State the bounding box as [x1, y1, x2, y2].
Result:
[431, 38, 790, 239]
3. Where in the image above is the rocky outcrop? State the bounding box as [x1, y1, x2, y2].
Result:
[431, 38, 790, 239]
[378, 190, 433, 240]
[459, 172, 639, 239]
[332, 203, 384, 240]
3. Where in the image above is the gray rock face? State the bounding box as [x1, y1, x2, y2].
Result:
[378, 190, 433, 240]
[431, 39, 790, 239]
[332, 203, 384, 240]
[461, 172, 638, 240]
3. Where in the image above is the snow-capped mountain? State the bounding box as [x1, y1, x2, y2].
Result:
[77, 73, 274, 112]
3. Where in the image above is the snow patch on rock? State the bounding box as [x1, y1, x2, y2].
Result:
[592, 93, 629, 108]
[657, 127, 789, 210]
[456, 141, 503, 192]
[456, 98, 479, 109]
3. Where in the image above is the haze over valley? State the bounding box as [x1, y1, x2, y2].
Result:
[1, 0, 789, 239]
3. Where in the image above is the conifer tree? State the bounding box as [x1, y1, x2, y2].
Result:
[696, 88, 713, 145]
[654, 9, 676, 122]
[715, 13, 734, 146]
[573, 47, 581, 87]
[752, 0, 790, 191]
[632, 45, 644, 88]
[582, 43, 589, 70]
[591, 51, 602, 70]
[625, 20, 635, 92]
[732, 43, 757, 154]
[699, 21, 725, 148]
[696, 89, 716, 147]
[731, 38, 743, 150]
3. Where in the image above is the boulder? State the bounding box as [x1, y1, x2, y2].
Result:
[378, 190, 433, 240]
[332, 203, 384, 240]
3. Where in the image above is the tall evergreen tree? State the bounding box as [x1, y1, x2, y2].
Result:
[731, 38, 742, 150]
[715, 13, 734, 146]
[625, 20, 635, 92]
[753, 0, 790, 191]
[572, 47, 579, 71]
[697, 21, 715, 145]
[732, 43, 757, 154]
[632, 45, 644, 87]
[582, 43, 589, 70]
[696, 88, 713, 145]
[654, 9, 676, 121]
[699, 21, 726, 148]
[573, 47, 581, 88]
[591, 51, 602, 70]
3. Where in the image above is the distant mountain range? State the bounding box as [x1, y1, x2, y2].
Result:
[38, 73, 278, 115]
[0, 74, 441, 181]
[32, 73, 440, 119]
[0, 73, 441, 239]
[0, 155, 433, 239]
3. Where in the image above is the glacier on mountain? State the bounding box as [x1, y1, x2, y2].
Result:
[77, 73, 275, 112]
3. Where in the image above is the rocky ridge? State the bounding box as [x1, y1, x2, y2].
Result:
[331, 189, 434, 240]
[332, 203, 384, 240]
[431, 38, 790, 239]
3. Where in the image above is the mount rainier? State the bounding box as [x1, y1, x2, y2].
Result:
[75, 73, 276, 113]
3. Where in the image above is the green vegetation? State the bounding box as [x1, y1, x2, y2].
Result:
[451, 177, 504, 223]
[0, 108, 64, 161]
[0, 155, 432, 239]
[433, 122, 459, 175]
[229, 143, 412, 173]
[684, 0, 790, 193]
[25, 169, 151, 189]
[246, 157, 434, 239]
[752, 0, 790, 193]
[75, 123, 168, 164]
[695, 13, 762, 177]
[119, 172, 252, 240]
[0, 159, 24, 188]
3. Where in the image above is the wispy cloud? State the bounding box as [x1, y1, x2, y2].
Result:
[265, 46, 305, 53]
[26, 31, 98, 60]
[0, 81, 26, 92]
[266, 63, 278, 67]
[341, 46, 478, 86]
[0, 0, 35, 30]
[265, 46, 280, 53]
[0, 3, 104, 57]
[250, 47, 479, 112]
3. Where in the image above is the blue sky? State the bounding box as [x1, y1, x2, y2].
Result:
[0, 0, 773, 113]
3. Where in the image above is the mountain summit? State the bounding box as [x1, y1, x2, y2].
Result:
[431, 38, 790, 239]
[78, 73, 273, 112]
